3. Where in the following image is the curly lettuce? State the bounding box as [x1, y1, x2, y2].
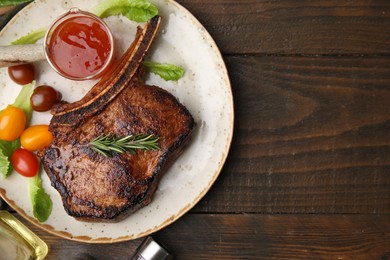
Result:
[91, 0, 158, 23]
[0, 0, 31, 7]
[0, 139, 20, 177]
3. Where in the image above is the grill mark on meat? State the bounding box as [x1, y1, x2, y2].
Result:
[39, 16, 195, 221]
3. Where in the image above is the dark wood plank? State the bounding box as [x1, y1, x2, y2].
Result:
[176, 0, 390, 54]
[155, 214, 390, 260]
[193, 55, 390, 214]
[0, 6, 15, 15]
[13, 213, 390, 259]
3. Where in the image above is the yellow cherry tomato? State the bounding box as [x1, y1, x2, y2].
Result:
[0, 105, 26, 141]
[21, 125, 53, 151]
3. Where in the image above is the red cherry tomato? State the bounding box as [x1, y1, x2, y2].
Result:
[8, 63, 35, 85]
[30, 85, 62, 112]
[10, 148, 39, 177]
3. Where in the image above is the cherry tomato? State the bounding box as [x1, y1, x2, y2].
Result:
[10, 148, 39, 177]
[30, 85, 62, 112]
[0, 105, 26, 141]
[8, 63, 35, 85]
[21, 125, 53, 151]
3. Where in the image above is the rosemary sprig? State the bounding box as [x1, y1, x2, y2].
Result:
[90, 134, 160, 157]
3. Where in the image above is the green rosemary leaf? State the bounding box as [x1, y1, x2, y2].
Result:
[90, 134, 160, 157]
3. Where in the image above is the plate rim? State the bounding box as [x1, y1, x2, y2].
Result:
[0, 0, 234, 243]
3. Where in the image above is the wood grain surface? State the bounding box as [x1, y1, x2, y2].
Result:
[193, 55, 390, 214]
[13, 213, 390, 260]
[1, 0, 390, 259]
[176, 0, 390, 54]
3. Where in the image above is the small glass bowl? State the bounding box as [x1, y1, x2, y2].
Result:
[44, 8, 114, 81]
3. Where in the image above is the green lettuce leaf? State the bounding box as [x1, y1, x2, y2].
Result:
[12, 81, 34, 122]
[91, 0, 158, 23]
[0, 150, 10, 177]
[0, 0, 31, 7]
[0, 139, 20, 177]
[142, 61, 185, 81]
[29, 171, 52, 222]
[11, 27, 47, 45]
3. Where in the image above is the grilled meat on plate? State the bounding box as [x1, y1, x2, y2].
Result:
[39, 16, 195, 221]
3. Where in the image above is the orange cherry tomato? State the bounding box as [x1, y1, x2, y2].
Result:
[21, 125, 53, 151]
[0, 105, 26, 141]
[11, 148, 38, 177]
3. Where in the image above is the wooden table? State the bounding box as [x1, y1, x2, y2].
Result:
[1, 1, 390, 259]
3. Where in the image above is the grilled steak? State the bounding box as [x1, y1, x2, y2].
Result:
[39, 16, 195, 221]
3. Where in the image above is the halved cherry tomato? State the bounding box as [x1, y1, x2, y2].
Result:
[0, 105, 26, 141]
[8, 63, 35, 85]
[10, 148, 39, 177]
[21, 125, 53, 151]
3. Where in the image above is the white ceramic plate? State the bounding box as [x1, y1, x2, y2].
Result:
[0, 0, 233, 243]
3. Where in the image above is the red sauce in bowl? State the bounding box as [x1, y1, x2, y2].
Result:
[45, 9, 114, 80]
